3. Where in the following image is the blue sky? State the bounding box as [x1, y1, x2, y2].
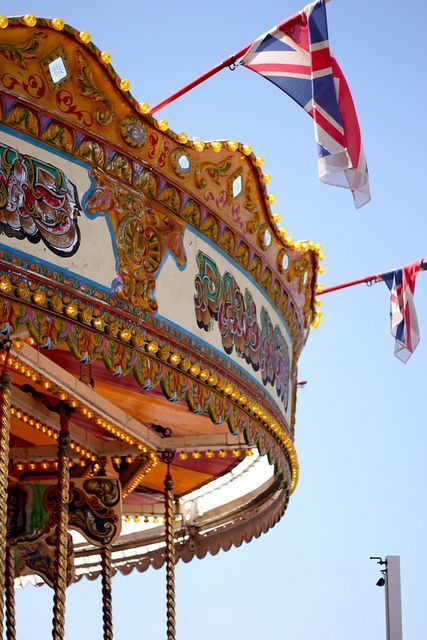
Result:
[2, 1, 426, 638]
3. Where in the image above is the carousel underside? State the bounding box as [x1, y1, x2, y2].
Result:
[0, 13, 321, 640]
[6, 338, 288, 586]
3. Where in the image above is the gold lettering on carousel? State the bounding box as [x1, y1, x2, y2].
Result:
[194, 251, 290, 409]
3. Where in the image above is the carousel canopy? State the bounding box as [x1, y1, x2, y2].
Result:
[0, 14, 321, 586]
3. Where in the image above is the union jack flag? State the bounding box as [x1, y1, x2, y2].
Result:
[241, 0, 370, 208]
[381, 259, 424, 362]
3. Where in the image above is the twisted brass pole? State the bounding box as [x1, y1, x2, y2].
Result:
[51, 404, 71, 640]
[163, 455, 176, 640]
[5, 543, 16, 640]
[101, 546, 113, 640]
[0, 366, 11, 639]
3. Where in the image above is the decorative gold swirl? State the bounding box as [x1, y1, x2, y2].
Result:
[77, 51, 115, 126]
[195, 157, 233, 190]
[84, 478, 120, 507]
[0, 32, 47, 69]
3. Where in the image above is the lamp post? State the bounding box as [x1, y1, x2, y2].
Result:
[370, 556, 403, 640]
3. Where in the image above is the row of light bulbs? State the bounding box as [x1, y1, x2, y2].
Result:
[4, 347, 156, 461]
[144, 335, 298, 488]
[5, 345, 291, 484]
[10, 450, 252, 474]
[123, 514, 182, 524]
[14, 327, 292, 470]
[10, 404, 97, 461]
[12, 459, 95, 472]
[8, 334, 297, 488]
[177, 449, 252, 460]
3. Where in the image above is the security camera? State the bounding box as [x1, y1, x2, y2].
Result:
[376, 577, 386, 587]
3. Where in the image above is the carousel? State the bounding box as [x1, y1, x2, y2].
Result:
[0, 13, 322, 640]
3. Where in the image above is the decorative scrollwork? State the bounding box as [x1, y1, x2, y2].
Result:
[244, 172, 261, 233]
[84, 478, 120, 508]
[14, 533, 74, 590]
[2, 72, 45, 99]
[105, 154, 132, 182]
[42, 122, 74, 153]
[6, 106, 39, 136]
[195, 157, 233, 190]
[7, 478, 122, 549]
[86, 173, 187, 313]
[56, 89, 93, 127]
[120, 115, 147, 148]
[44, 480, 121, 547]
[77, 51, 115, 126]
[135, 169, 158, 198]
[77, 139, 105, 166]
[115, 209, 186, 312]
[148, 132, 159, 160]
[0, 32, 47, 69]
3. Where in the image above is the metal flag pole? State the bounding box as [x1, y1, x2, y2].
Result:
[149, 44, 250, 115]
[318, 259, 427, 296]
[148, 11, 302, 114]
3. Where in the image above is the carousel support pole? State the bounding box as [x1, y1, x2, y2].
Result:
[161, 450, 176, 640]
[0, 345, 11, 639]
[51, 403, 72, 640]
[5, 543, 16, 640]
[101, 546, 113, 640]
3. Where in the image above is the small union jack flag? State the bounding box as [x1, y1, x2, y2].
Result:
[381, 259, 424, 363]
[241, 0, 370, 208]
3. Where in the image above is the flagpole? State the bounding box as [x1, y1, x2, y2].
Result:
[149, 43, 251, 115]
[318, 260, 427, 296]
[148, 11, 303, 115]
[318, 274, 382, 295]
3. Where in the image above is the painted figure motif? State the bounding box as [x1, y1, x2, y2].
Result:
[14, 533, 75, 589]
[0, 143, 81, 256]
[7, 478, 120, 588]
[194, 250, 290, 408]
[7, 478, 122, 546]
[86, 170, 187, 312]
